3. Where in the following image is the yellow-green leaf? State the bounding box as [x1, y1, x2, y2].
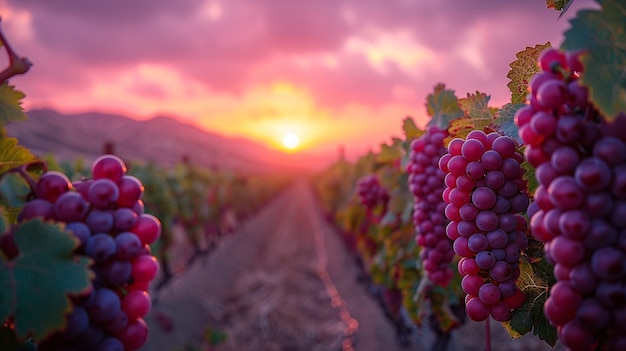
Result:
[0, 137, 38, 175]
[458, 91, 497, 128]
[507, 42, 552, 104]
[402, 117, 425, 141]
[0, 84, 27, 127]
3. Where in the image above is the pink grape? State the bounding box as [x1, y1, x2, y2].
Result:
[440, 131, 529, 322]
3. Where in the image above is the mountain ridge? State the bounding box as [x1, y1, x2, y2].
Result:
[5, 108, 329, 175]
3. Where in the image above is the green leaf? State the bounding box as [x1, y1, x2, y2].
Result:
[458, 91, 497, 128]
[402, 117, 425, 141]
[0, 172, 32, 208]
[493, 103, 526, 143]
[425, 83, 464, 130]
[504, 257, 557, 346]
[0, 220, 93, 340]
[522, 160, 539, 196]
[507, 43, 552, 104]
[0, 84, 27, 127]
[562, 0, 626, 121]
[0, 137, 38, 175]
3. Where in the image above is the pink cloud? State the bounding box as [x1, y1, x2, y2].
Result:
[2, 0, 600, 157]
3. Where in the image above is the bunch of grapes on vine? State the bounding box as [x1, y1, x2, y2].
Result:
[520, 47, 626, 351]
[3, 155, 162, 351]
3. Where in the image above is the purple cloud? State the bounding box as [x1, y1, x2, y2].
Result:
[4, 0, 599, 114]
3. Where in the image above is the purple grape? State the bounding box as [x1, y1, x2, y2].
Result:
[475, 251, 496, 270]
[113, 207, 138, 232]
[85, 233, 117, 263]
[551, 146, 580, 174]
[88, 178, 120, 210]
[115, 232, 142, 260]
[472, 187, 497, 210]
[60, 306, 89, 340]
[489, 261, 512, 282]
[85, 288, 121, 324]
[475, 210, 499, 232]
[97, 337, 124, 351]
[480, 150, 503, 170]
[86, 209, 115, 233]
[409, 127, 454, 287]
[468, 233, 488, 252]
[575, 157, 612, 191]
[478, 283, 501, 305]
[18, 198, 54, 222]
[66, 222, 91, 249]
[102, 259, 132, 285]
[54, 191, 89, 223]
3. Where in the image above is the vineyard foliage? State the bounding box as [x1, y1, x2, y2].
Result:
[312, 0, 624, 347]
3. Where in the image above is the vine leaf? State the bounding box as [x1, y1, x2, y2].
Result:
[377, 138, 403, 164]
[0, 219, 93, 340]
[446, 92, 496, 143]
[493, 103, 526, 143]
[0, 173, 31, 208]
[402, 117, 425, 141]
[522, 161, 539, 196]
[446, 117, 474, 144]
[562, 0, 626, 121]
[503, 256, 557, 346]
[0, 137, 38, 175]
[458, 91, 497, 126]
[0, 84, 27, 126]
[507, 43, 552, 104]
[425, 83, 463, 130]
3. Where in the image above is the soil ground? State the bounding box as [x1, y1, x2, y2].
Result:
[139, 180, 564, 351]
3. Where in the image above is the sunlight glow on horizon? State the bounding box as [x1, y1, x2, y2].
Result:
[282, 132, 300, 150]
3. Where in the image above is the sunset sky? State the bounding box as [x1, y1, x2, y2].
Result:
[1, 0, 598, 162]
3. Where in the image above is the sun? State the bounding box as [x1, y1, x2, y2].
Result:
[282, 132, 300, 150]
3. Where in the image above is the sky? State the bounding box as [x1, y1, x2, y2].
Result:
[0, 0, 599, 163]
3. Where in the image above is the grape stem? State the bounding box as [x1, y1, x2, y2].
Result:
[485, 318, 492, 351]
[0, 18, 32, 83]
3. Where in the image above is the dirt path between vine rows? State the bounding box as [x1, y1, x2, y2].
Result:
[139, 179, 563, 351]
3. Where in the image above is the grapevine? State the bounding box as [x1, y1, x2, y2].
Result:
[314, 1, 625, 349]
[520, 46, 626, 350]
[407, 85, 463, 288]
[440, 130, 529, 322]
[4, 154, 160, 351]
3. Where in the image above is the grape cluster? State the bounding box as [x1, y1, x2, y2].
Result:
[519, 47, 626, 350]
[407, 127, 455, 287]
[356, 174, 389, 215]
[439, 130, 529, 322]
[18, 155, 160, 351]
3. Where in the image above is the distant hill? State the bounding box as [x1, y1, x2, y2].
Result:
[5, 109, 329, 175]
